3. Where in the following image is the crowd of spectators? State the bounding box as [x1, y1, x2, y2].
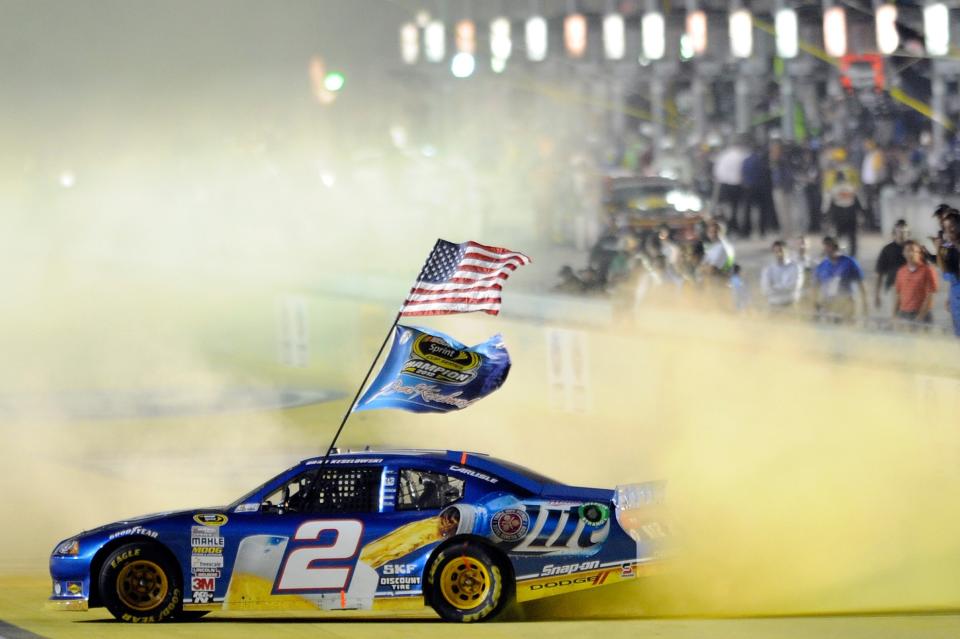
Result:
[555, 205, 960, 339]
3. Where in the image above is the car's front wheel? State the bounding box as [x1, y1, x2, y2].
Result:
[99, 542, 182, 623]
[427, 542, 509, 622]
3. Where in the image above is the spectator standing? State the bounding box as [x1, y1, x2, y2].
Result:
[893, 240, 938, 325]
[712, 138, 750, 233]
[801, 147, 823, 232]
[874, 219, 909, 310]
[824, 171, 866, 257]
[861, 139, 885, 231]
[771, 141, 799, 237]
[742, 145, 780, 238]
[814, 236, 868, 322]
[760, 240, 804, 311]
[935, 212, 960, 336]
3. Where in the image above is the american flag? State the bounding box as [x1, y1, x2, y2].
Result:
[400, 240, 531, 316]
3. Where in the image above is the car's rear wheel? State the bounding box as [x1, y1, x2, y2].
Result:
[427, 542, 509, 622]
[99, 542, 182, 623]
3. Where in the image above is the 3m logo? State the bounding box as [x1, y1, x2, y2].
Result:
[191, 577, 215, 591]
[275, 520, 364, 592]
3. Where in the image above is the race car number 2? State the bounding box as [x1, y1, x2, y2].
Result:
[276, 520, 364, 591]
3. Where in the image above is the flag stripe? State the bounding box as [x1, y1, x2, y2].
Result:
[463, 250, 529, 265]
[409, 282, 503, 294]
[465, 241, 532, 263]
[403, 295, 502, 307]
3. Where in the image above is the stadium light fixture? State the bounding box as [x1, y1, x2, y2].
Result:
[526, 15, 548, 61]
[642, 11, 666, 61]
[451, 52, 475, 78]
[729, 9, 753, 59]
[455, 19, 476, 55]
[424, 20, 445, 62]
[686, 9, 707, 56]
[775, 8, 798, 59]
[491, 17, 512, 61]
[564, 13, 588, 58]
[876, 4, 899, 55]
[400, 22, 419, 64]
[823, 6, 847, 58]
[924, 3, 949, 57]
[603, 13, 625, 60]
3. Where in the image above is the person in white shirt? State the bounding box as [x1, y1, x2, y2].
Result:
[860, 139, 885, 231]
[700, 220, 735, 279]
[712, 139, 750, 233]
[760, 240, 804, 310]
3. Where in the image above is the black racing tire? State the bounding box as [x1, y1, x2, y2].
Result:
[98, 542, 182, 623]
[427, 542, 510, 622]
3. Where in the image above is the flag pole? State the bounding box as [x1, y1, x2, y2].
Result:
[321, 308, 403, 458]
[318, 239, 434, 462]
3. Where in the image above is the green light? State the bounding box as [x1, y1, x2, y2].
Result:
[324, 72, 345, 92]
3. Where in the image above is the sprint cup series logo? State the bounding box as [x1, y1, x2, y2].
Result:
[402, 334, 481, 385]
[491, 508, 529, 542]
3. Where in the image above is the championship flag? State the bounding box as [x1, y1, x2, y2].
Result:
[401, 240, 531, 316]
[355, 325, 511, 413]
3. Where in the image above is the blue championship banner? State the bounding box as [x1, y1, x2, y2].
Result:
[355, 325, 511, 413]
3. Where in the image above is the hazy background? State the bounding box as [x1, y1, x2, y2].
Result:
[3, 0, 960, 621]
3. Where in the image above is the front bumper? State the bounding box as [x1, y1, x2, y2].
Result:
[46, 598, 88, 611]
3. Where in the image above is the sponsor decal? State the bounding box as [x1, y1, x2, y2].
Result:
[66, 581, 83, 595]
[378, 575, 421, 591]
[620, 563, 636, 578]
[191, 546, 223, 555]
[54, 582, 61, 595]
[448, 465, 498, 483]
[382, 563, 417, 575]
[578, 502, 611, 527]
[193, 513, 228, 527]
[191, 555, 224, 569]
[191, 569, 221, 578]
[192, 590, 212, 604]
[491, 508, 529, 542]
[527, 571, 611, 591]
[306, 458, 383, 465]
[191, 575, 216, 597]
[540, 560, 600, 577]
[191, 534, 225, 548]
[233, 503, 259, 513]
[108, 525, 159, 540]
[401, 333, 482, 385]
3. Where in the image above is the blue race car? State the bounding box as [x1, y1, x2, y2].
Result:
[49, 449, 665, 622]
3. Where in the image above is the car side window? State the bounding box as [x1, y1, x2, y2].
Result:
[396, 469, 464, 511]
[262, 467, 381, 514]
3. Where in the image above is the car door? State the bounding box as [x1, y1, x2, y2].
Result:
[223, 464, 383, 611]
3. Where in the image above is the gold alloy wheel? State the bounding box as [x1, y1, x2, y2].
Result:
[439, 557, 491, 610]
[116, 559, 169, 611]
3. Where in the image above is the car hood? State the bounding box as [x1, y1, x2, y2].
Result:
[76, 507, 225, 538]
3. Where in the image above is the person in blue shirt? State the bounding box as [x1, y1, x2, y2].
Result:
[813, 236, 868, 323]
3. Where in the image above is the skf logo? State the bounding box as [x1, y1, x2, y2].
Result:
[193, 513, 228, 527]
[383, 563, 417, 575]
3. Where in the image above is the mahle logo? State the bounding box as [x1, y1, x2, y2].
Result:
[403, 335, 481, 385]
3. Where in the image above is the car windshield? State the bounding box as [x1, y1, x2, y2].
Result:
[227, 464, 299, 510]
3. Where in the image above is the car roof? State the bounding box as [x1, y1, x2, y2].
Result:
[296, 449, 556, 495]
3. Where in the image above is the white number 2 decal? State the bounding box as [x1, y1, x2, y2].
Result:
[276, 520, 364, 591]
